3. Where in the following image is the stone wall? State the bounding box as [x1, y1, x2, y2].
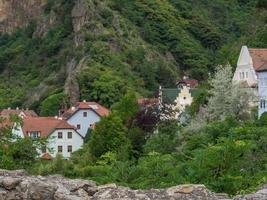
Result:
[0, 169, 266, 200]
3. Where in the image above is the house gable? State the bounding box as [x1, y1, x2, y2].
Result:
[66, 109, 101, 138]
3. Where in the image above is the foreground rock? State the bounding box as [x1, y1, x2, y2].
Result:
[0, 169, 265, 200]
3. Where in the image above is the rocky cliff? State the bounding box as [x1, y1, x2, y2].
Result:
[0, 169, 266, 200]
[0, 0, 46, 32]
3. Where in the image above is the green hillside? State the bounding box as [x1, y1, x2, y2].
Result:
[0, 0, 266, 113]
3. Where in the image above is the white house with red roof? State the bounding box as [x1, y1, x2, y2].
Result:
[233, 45, 267, 116]
[233, 46, 267, 88]
[61, 101, 109, 137]
[13, 117, 84, 158]
[0, 107, 38, 118]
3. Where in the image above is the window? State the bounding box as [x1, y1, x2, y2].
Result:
[58, 132, 62, 139]
[242, 72, 245, 79]
[58, 146, 62, 153]
[260, 100, 266, 109]
[77, 124, 81, 129]
[246, 72, 248, 78]
[41, 145, 46, 153]
[67, 132, 72, 139]
[67, 145, 72, 153]
[83, 112, 87, 117]
[30, 131, 40, 138]
[239, 72, 242, 79]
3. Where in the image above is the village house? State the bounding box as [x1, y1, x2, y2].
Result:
[233, 46, 267, 87]
[233, 45, 267, 117]
[13, 117, 84, 159]
[159, 77, 198, 119]
[60, 101, 109, 138]
[0, 107, 38, 118]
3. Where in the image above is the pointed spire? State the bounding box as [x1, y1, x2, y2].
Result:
[237, 45, 253, 66]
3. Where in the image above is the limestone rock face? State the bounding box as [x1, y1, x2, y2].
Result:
[0, 169, 265, 200]
[0, 0, 46, 32]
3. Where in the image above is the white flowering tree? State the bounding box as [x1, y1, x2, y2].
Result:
[205, 64, 253, 121]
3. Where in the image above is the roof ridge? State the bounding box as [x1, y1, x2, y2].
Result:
[249, 48, 267, 50]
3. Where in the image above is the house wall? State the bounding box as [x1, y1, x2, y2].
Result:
[67, 109, 101, 137]
[173, 86, 193, 118]
[12, 123, 24, 138]
[47, 128, 84, 158]
[258, 71, 267, 117]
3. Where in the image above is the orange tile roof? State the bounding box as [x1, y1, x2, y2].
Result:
[138, 98, 159, 106]
[249, 48, 267, 71]
[62, 102, 109, 119]
[0, 117, 13, 129]
[0, 109, 38, 117]
[176, 79, 199, 88]
[41, 152, 53, 160]
[22, 117, 75, 138]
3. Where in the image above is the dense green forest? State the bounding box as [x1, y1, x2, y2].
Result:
[0, 0, 267, 196]
[0, 0, 266, 112]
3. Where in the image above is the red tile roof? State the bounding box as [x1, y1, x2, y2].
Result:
[62, 102, 109, 119]
[22, 117, 75, 138]
[41, 152, 53, 160]
[176, 79, 199, 88]
[249, 48, 267, 71]
[138, 98, 159, 106]
[0, 117, 13, 130]
[0, 109, 38, 117]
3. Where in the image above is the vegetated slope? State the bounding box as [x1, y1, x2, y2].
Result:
[0, 0, 266, 114]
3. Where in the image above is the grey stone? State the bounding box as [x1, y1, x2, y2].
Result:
[0, 169, 265, 200]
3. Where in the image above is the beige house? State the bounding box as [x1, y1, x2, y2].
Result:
[160, 85, 197, 119]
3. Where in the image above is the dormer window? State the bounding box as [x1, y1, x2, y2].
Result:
[29, 131, 40, 138]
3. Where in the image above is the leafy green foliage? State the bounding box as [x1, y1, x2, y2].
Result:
[89, 114, 131, 159]
[0, 116, 45, 170]
[40, 92, 68, 116]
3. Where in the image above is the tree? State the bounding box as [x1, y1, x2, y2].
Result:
[144, 121, 180, 154]
[40, 92, 68, 116]
[112, 91, 139, 125]
[89, 114, 131, 159]
[90, 72, 127, 107]
[0, 115, 44, 170]
[204, 64, 252, 121]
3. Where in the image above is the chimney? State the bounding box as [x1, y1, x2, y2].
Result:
[16, 107, 19, 110]
[83, 100, 86, 103]
[8, 107, 11, 110]
[71, 106, 75, 111]
[54, 116, 58, 119]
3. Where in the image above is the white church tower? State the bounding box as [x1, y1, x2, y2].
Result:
[233, 45, 258, 87]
